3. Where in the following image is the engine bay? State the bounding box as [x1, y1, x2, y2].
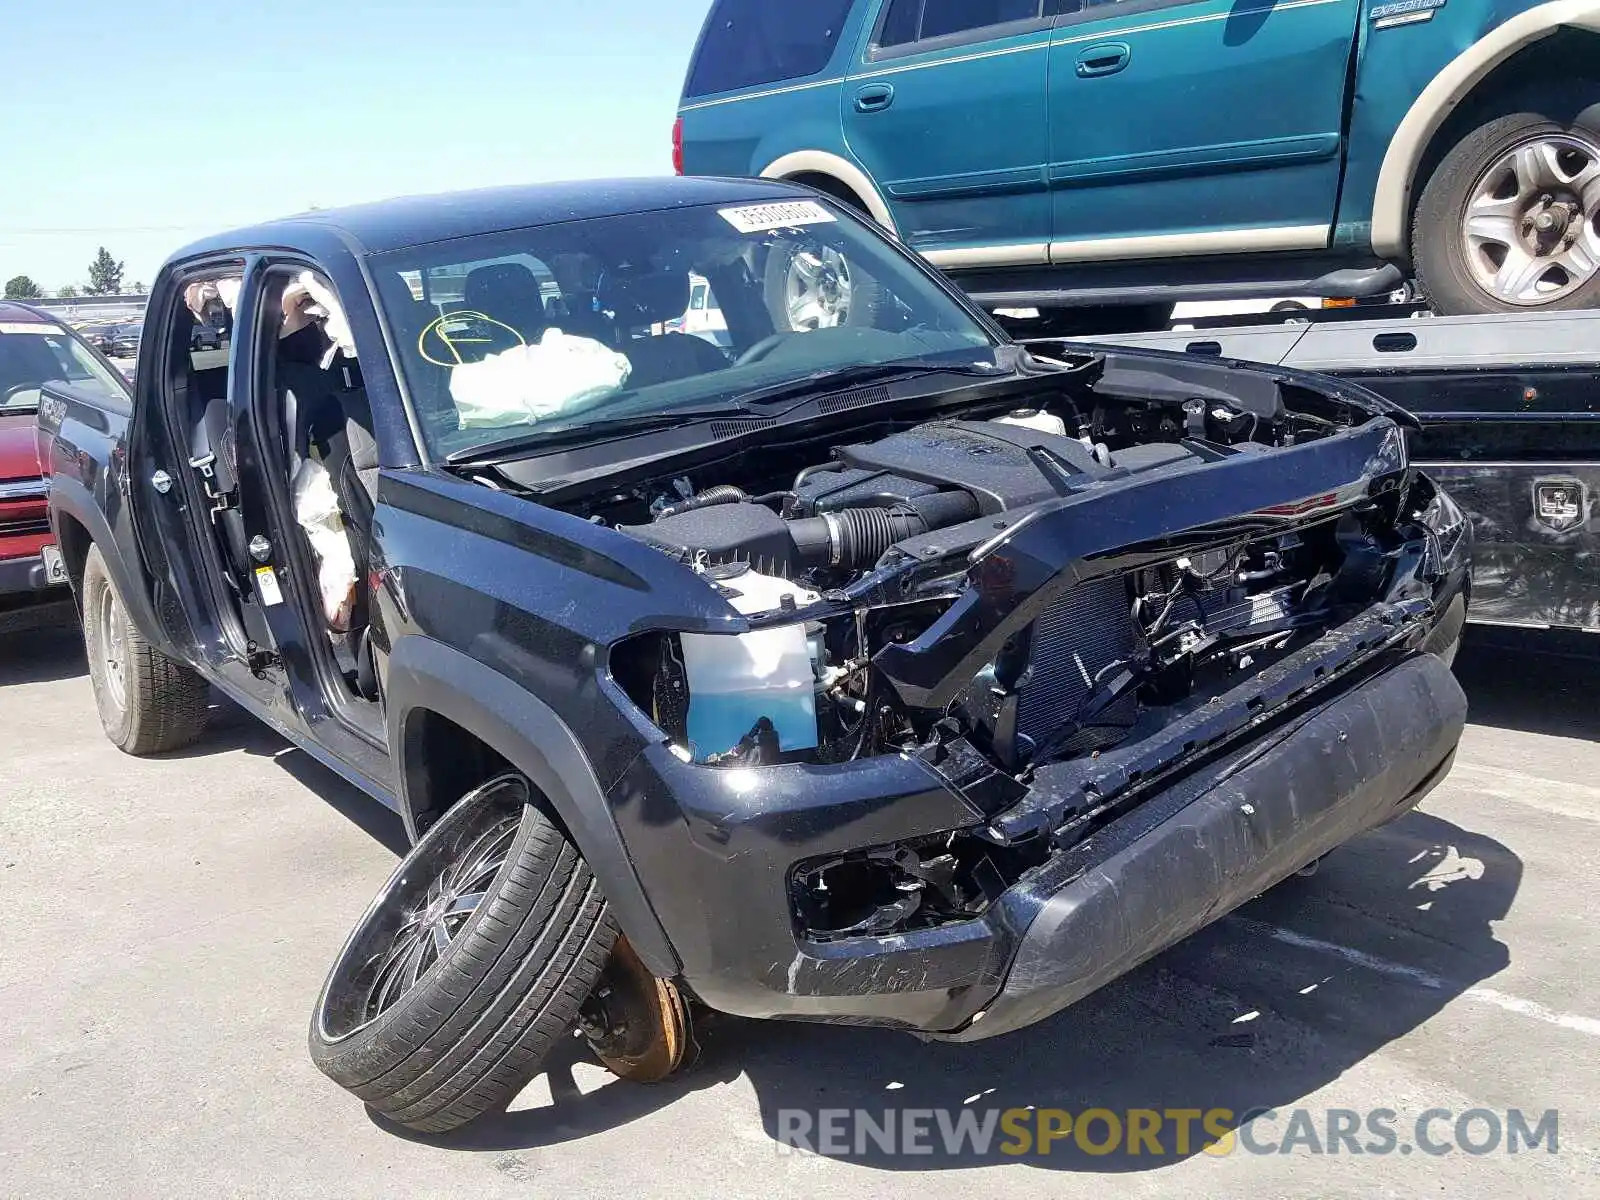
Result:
[580, 354, 1427, 788]
[619, 414, 1202, 579]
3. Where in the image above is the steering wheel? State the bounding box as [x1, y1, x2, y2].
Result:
[2, 383, 40, 407]
[735, 331, 797, 367]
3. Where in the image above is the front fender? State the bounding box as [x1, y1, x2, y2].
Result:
[384, 633, 678, 978]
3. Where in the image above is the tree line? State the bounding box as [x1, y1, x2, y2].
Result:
[4, 248, 142, 300]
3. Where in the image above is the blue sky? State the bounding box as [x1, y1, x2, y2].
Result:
[0, 0, 712, 292]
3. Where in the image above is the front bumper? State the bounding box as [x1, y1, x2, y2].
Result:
[0, 552, 59, 599]
[941, 650, 1464, 1040]
[609, 633, 1466, 1038]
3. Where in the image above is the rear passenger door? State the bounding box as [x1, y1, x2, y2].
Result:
[843, 0, 1055, 266]
[1046, 0, 1360, 259]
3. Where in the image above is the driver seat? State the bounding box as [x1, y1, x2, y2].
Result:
[463, 263, 549, 344]
[600, 269, 727, 388]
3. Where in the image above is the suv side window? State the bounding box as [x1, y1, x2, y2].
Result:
[878, 0, 1056, 49]
[684, 0, 854, 97]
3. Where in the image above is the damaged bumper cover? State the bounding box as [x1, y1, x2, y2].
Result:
[940, 649, 1464, 1041]
[607, 605, 1466, 1037]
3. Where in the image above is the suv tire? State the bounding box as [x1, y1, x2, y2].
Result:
[764, 241, 885, 332]
[81, 543, 209, 754]
[309, 774, 618, 1133]
[1414, 87, 1600, 315]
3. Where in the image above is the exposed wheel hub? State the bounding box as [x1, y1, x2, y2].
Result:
[579, 937, 695, 1083]
[1462, 134, 1600, 306]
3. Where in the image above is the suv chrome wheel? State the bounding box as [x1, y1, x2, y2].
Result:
[780, 246, 854, 330]
[1461, 133, 1600, 306]
[362, 814, 517, 1023]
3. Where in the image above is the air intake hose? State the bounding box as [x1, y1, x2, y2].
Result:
[788, 491, 979, 571]
[656, 485, 748, 520]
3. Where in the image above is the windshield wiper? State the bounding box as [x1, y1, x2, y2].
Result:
[445, 406, 748, 465]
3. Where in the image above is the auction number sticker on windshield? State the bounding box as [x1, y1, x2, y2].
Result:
[719, 201, 837, 234]
[0, 322, 62, 335]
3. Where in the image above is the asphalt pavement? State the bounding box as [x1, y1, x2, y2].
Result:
[2, 610, 1596, 1198]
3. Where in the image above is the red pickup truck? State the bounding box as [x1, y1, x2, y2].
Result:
[0, 303, 127, 609]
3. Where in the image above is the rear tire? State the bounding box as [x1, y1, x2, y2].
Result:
[309, 774, 619, 1133]
[763, 241, 885, 332]
[81, 543, 209, 754]
[1413, 85, 1600, 315]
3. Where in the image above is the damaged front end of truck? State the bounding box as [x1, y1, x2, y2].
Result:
[584, 349, 1470, 1039]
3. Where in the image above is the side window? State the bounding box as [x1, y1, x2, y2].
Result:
[40, 333, 124, 395]
[0, 324, 125, 412]
[684, 0, 855, 97]
[1047, 0, 1139, 16]
[176, 271, 243, 408]
[878, 0, 1045, 48]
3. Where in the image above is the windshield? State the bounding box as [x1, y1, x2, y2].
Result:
[368, 197, 1001, 459]
[0, 320, 127, 413]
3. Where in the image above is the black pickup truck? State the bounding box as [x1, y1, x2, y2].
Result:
[40, 177, 1470, 1134]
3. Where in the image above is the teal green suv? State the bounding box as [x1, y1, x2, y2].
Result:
[676, 0, 1600, 320]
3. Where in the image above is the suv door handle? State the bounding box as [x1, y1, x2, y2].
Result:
[1075, 43, 1131, 77]
[854, 83, 895, 113]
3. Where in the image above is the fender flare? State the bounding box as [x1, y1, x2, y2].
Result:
[760, 150, 900, 234]
[48, 476, 177, 658]
[1371, 0, 1600, 260]
[384, 634, 678, 978]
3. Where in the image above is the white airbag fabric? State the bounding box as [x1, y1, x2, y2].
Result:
[291, 458, 358, 631]
[282, 271, 356, 369]
[448, 330, 631, 429]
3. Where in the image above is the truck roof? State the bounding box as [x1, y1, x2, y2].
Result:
[166, 176, 808, 264]
[0, 303, 54, 326]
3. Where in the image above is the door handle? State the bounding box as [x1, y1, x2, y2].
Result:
[1075, 43, 1131, 78]
[854, 83, 895, 113]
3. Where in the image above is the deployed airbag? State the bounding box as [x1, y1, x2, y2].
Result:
[449, 330, 631, 429]
[292, 458, 358, 631]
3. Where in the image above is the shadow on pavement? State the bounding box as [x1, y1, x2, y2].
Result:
[173, 695, 410, 856]
[397, 809, 1517, 1171]
[0, 608, 85, 685]
[1453, 627, 1600, 739]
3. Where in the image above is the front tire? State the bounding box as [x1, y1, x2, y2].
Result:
[310, 774, 618, 1133]
[81, 543, 209, 754]
[1414, 87, 1600, 314]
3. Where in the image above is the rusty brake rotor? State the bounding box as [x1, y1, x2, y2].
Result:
[578, 936, 696, 1083]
